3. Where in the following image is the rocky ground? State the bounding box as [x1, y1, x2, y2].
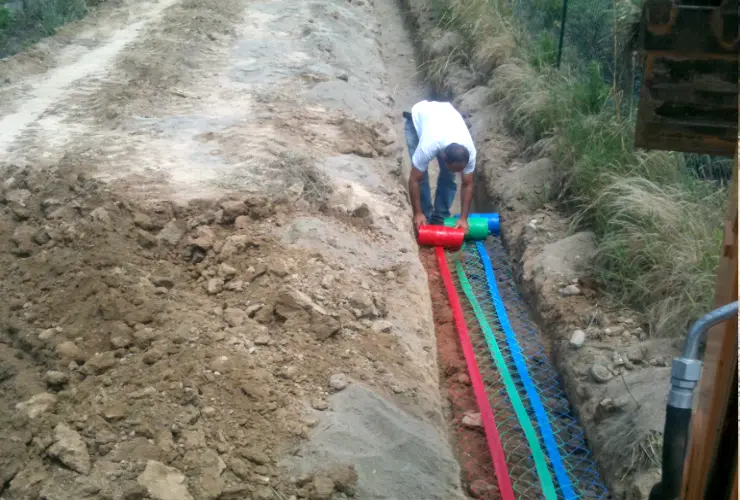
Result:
[0, 0, 469, 498]
[0, 0, 682, 498]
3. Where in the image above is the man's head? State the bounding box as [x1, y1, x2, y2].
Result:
[442, 143, 469, 173]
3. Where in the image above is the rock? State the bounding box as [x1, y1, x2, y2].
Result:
[206, 278, 224, 295]
[157, 221, 185, 246]
[189, 226, 216, 250]
[254, 334, 270, 346]
[143, 347, 165, 365]
[246, 304, 263, 317]
[301, 414, 319, 427]
[227, 456, 250, 480]
[34, 227, 51, 245]
[137, 460, 194, 500]
[626, 345, 645, 363]
[233, 215, 250, 230]
[121, 483, 149, 500]
[6, 458, 47, 499]
[312, 315, 341, 341]
[612, 351, 625, 366]
[320, 275, 333, 289]
[224, 308, 247, 327]
[6, 189, 32, 207]
[102, 401, 127, 421]
[328, 465, 357, 496]
[352, 204, 371, 219]
[111, 334, 133, 349]
[278, 365, 298, 380]
[137, 229, 159, 249]
[569, 329, 586, 348]
[224, 279, 244, 291]
[16, 393, 57, 419]
[312, 475, 335, 499]
[47, 423, 91, 474]
[371, 320, 393, 333]
[590, 364, 613, 384]
[605, 325, 625, 336]
[219, 485, 251, 500]
[82, 351, 117, 375]
[219, 234, 253, 259]
[44, 370, 69, 388]
[209, 356, 231, 373]
[151, 276, 175, 289]
[240, 447, 269, 465]
[373, 294, 388, 317]
[220, 200, 248, 219]
[134, 212, 157, 230]
[199, 449, 226, 499]
[329, 373, 348, 391]
[461, 412, 482, 429]
[469, 479, 497, 498]
[559, 284, 581, 297]
[349, 291, 374, 312]
[279, 289, 329, 316]
[11, 225, 37, 256]
[311, 399, 329, 411]
[253, 487, 274, 500]
[219, 263, 237, 278]
[268, 259, 289, 277]
[240, 382, 267, 400]
[90, 207, 111, 224]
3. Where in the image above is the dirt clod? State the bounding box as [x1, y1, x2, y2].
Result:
[47, 423, 91, 475]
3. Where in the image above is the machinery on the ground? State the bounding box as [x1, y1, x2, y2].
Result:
[634, 1, 738, 499]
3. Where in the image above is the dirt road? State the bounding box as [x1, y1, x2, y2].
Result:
[0, 0, 469, 498]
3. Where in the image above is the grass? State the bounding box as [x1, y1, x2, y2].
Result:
[0, 0, 95, 58]
[410, 0, 729, 337]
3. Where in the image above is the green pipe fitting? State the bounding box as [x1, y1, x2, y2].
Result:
[443, 217, 489, 241]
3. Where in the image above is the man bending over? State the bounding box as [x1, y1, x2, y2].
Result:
[403, 100, 476, 232]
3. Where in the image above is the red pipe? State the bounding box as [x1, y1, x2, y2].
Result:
[417, 224, 465, 249]
[435, 246, 515, 500]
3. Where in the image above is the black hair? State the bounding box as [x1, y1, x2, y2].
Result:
[444, 143, 469, 166]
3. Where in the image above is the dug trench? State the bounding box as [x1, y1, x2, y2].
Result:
[402, 2, 684, 499]
[0, 1, 673, 500]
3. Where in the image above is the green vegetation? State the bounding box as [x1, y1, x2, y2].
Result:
[412, 0, 729, 336]
[0, 0, 100, 58]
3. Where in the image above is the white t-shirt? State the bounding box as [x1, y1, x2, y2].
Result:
[410, 100, 476, 175]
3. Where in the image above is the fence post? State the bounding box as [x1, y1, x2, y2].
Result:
[556, 0, 568, 68]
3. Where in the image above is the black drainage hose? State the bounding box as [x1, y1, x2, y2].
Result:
[649, 301, 738, 500]
[649, 406, 692, 500]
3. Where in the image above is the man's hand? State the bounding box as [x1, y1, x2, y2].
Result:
[455, 217, 469, 233]
[414, 213, 427, 230]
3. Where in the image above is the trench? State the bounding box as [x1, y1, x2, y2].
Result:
[381, 4, 613, 499]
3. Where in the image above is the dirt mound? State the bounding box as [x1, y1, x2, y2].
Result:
[0, 161, 421, 499]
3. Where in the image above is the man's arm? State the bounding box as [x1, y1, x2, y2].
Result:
[459, 172, 474, 219]
[408, 167, 426, 228]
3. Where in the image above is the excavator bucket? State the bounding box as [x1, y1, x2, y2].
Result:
[634, 0, 738, 157]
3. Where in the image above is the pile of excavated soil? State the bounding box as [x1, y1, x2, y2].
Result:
[0, 160, 444, 500]
[0, 0, 479, 497]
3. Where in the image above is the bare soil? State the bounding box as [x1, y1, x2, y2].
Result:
[0, 0, 470, 498]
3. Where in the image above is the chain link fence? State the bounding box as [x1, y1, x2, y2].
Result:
[506, 0, 733, 181]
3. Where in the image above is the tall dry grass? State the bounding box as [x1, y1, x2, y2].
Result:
[415, 0, 728, 336]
